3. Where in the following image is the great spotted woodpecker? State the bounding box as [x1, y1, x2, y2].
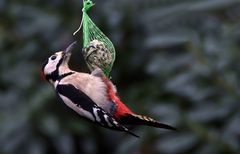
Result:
[41, 42, 176, 137]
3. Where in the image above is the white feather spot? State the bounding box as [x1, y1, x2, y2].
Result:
[104, 114, 112, 127]
[93, 107, 100, 122]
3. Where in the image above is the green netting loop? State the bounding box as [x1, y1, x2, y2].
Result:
[74, 0, 116, 77]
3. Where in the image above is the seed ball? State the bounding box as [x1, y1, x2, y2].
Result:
[82, 40, 113, 74]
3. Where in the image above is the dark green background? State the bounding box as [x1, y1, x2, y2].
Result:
[0, 0, 240, 154]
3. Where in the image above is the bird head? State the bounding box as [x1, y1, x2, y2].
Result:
[41, 41, 77, 82]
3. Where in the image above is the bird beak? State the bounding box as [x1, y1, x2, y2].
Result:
[64, 41, 77, 56]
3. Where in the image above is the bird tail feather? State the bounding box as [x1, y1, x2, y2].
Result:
[119, 114, 176, 130]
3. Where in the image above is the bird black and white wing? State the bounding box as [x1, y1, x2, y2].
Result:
[56, 84, 138, 137]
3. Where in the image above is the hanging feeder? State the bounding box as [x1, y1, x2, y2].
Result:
[74, 0, 116, 77]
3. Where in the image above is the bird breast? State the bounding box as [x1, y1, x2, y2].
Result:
[59, 72, 114, 113]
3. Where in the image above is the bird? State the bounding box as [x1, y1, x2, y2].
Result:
[41, 41, 176, 137]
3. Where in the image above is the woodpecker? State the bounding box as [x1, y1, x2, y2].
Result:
[42, 42, 176, 137]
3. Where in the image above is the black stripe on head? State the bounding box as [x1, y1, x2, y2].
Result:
[46, 57, 63, 82]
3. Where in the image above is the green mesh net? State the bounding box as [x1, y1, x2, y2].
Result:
[74, 0, 115, 77]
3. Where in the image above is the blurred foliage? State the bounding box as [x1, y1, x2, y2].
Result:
[0, 0, 240, 154]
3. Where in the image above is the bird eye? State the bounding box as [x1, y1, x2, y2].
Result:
[50, 55, 57, 60]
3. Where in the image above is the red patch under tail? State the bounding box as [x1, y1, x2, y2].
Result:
[102, 77, 133, 119]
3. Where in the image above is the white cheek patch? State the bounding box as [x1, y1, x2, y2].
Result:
[44, 55, 62, 75]
[45, 62, 57, 74]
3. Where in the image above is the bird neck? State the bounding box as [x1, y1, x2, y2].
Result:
[46, 65, 73, 84]
[58, 65, 71, 75]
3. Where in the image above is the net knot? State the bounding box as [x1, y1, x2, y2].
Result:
[83, 0, 95, 12]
